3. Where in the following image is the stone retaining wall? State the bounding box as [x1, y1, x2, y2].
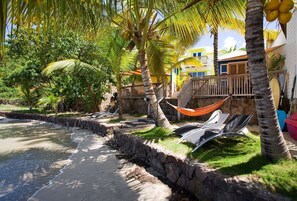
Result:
[187, 97, 258, 124]
[0, 112, 290, 201]
[112, 129, 290, 201]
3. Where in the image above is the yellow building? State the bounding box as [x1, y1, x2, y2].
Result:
[171, 47, 214, 93]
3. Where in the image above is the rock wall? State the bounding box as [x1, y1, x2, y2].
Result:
[112, 129, 290, 201]
[120, 97, 258, 124]
[188, 97, 258, 124]
[121, 98, 148, 114]
[0, 112, 290, 201]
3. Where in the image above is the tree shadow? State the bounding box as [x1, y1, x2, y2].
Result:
[0, 120, 77, 149]
[216, 154, 270, 176]
[133, 127, 175, 143]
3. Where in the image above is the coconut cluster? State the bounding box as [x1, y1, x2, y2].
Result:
[265, 0, 295, 24]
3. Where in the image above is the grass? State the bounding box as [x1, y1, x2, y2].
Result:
[133, 127, 297, 199]
[133, 113, 146, 117]
[108, 118, 126, 123]
[0, 104, 88, 117]
[0, 104, 48, 114]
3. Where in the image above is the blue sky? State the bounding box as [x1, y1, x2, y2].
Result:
[193, 29, 245, 52]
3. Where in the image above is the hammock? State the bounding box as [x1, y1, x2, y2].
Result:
[166, 96, 230, 117]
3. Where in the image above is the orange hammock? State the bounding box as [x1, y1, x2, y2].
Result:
[166, 96, 230, 117]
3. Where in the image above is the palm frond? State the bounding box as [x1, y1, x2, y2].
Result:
[43, 59, 100, 75]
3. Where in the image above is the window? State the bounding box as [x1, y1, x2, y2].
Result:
[193, 52, 202, 57]
[220, 64, 227, 75]
[220, 64, 228, 87]
[197, 72, 206, 76]
[188, 72, 206, 77]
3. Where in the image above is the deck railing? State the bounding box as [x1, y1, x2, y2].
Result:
[191, 70, 286, 97]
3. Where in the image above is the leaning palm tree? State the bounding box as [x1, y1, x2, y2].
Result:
[245, 0, 291, 160]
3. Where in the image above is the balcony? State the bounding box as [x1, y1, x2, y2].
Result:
[190, 70, 286, 97]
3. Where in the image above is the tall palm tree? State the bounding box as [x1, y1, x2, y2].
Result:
[193, 0, 245, 76]
[245, 0, 291, 161]
[104, 1, 206, 128]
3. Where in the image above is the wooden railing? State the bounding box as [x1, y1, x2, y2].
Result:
[177, 80, 193, 107]
[191, 70, 286, 97]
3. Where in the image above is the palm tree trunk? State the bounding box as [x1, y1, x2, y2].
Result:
[139, 49, 172, 129]
[245, 0, 291, 161]
[212, 28, 219, 76]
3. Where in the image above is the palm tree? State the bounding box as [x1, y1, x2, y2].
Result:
[193, 0, 245, 76]
[104, 1, 206, 128]
[100, 30, 137, 118]
[245, 0, 291, 160]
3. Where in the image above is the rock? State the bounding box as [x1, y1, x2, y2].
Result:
[165, 162, 180, 183]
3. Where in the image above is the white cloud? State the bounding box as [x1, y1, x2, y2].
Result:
[204, 46, 214, 53]
[240, 41, 246, 48]
[223, 37, 237, 49]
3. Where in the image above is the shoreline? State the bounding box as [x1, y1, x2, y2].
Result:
[0, 112, 292, 201]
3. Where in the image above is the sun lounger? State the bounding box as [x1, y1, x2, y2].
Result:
[180, 114, 253, 152]
[91, 107, 119, 118]
[173, 110, 222, 135]
[177, 112, 229, 143]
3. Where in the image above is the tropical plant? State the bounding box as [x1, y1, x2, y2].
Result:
[103, 1, 208, 128]
[38, 92, 63, 115]
[220, 45, 238, 54]
[1, 25, 112, 111]
[100, 30, 137, 118]
[266, 53, 286, 71]
[245, 0, 291, 160]
[43, 59, 110, 112]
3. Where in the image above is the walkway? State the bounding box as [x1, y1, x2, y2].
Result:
[29, 128, 173, 201]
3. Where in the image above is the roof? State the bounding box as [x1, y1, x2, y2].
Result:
[218, 50, 247, 62]
[218, 44, 285, 62]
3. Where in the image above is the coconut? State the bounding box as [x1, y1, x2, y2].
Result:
[278, 12, 292, 24]
[265, 0, 280, 11]
[279, 0, 294, 13]
[266, 10, 279, 22]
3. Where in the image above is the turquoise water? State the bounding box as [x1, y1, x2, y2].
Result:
[0, 118, 77, 201]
